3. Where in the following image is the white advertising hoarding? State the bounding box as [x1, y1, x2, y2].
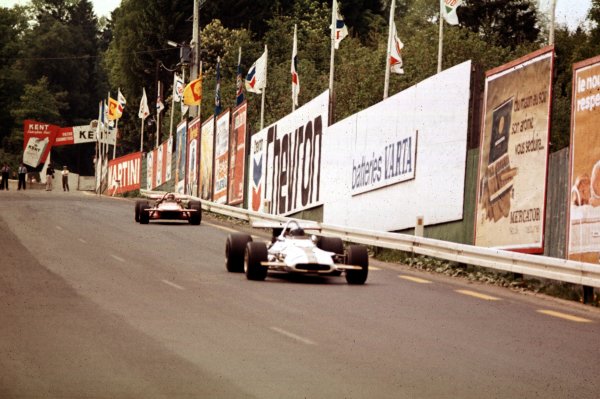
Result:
[249, 90, 329, 215]
[322, 61, 472, 231]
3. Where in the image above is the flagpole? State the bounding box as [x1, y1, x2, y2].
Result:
[169, 74, 176, 138]
[140, 117, 145, 153]
[156, 81, 161, 148]
[113, 119, 118, 159]
[329, 0, 337, 125]
[384, 0, 396, 99]
[437, 1, 444, 73]
[260, 45, 267, 131]
[549, 0, 557, 45]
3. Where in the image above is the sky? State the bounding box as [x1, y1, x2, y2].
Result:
[0, 0, 594, 31]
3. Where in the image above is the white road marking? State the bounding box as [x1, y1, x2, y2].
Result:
[204, 222, 239, 233]
[78, 238, 87, 244]
[399, 275, 432, 284]
[455, 289, 501, 301]
[110, 254, 125, 263]
[55, 225, 63, 231]
[369, 266, 381, 271]
[270, 327, 316, 345]
[537, 310, 592, 323]
[161, 279, 185, 291]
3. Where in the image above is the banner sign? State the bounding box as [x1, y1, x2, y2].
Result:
[250, 90, 329, 215]
[175, 120, 187, 194]
[228, 101, 248, 206]
[475, 47, 554, 252]
[351, 124, 417, 196]
[187, 117, 201, 196]
[249, 130, 267, 212]
[200, 116, 215, 201]
[108, 152, 141, 194]
[146, 150, 154, 190]
[567, 55, 600, 263]
[55, 125, 97, 146]
[166, 135, 173, 182]
[214, 110, 230, 204]
[321, 61, 472, 232]
[23, 120, 58, 167]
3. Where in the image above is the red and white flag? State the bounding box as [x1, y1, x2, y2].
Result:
[389, 20, 404, 75]
[291, 24, 300, 107]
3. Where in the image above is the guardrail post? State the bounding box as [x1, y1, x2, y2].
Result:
[415, 216, 424, 237]
[583, 286, 594, 304]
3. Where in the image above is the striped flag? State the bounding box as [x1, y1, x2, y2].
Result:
[245, 48, 268, 94]
[332, 0, 348, 50]
[389, 20, 404, 74]
[236, 48, 244, 105]
[291, 24, 300, 108]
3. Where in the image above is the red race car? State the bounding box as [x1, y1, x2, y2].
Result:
[135, 192, 202, 225]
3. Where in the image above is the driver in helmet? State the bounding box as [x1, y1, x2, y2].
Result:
[288, 226, 305, 237]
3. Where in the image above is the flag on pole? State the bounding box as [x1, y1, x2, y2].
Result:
[117, 89, 126, 113]
[156, 83, 165, 114]
[236, 48, 244, 105]
[441, 0, 462, 25]
[389, 20, 404, 74]
[291, 24, 300, 108]
[215, 56, 222, 115]
[183, 77, 202, 105]
[139, 87, 150, 119]
[332, 0, 348, 50]
[173, 74, 184, 102]
[245, 48, 268, 94]
[107, 96, 121, 120]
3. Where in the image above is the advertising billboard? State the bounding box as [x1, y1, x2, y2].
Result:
[214, 110, 230, 204]
[567, 55, 600, 263]
[187, 117, 201, 196]
[474, 47, 554, 252]
[228, 102, 248, 206]
[175, 120, 187, 194]
[249, 90, 329, 215]
[200, 116, 215, 201]
[107, 152, 141, 194]
[322, 61, 471, 232]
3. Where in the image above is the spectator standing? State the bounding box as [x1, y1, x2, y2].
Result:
[1, 162, 10, 190]
[61, 166, 70, 192]
[17, 163, 27, 190]
[45, 164, 55, 191]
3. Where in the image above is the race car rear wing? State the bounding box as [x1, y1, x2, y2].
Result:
[251, 220, 322, 231]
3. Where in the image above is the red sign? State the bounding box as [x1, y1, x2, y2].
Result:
[23, 120, 59, 167]
[107, 152, 142, 194]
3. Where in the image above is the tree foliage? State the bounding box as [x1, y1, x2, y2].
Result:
[0, 0, 599, 167]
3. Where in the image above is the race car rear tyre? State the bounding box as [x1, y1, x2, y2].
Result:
[188, 200, 202, 225]
[345, 245, 369, 285]
[245, 242, 268, 281]
[226, 233, 252, 273]
[317, 236, 344, 255]
[318, 236, 344, 276]
[135, 200, 149, 222]
[139, 205, 151, 224]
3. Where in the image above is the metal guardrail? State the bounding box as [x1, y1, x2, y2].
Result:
[141, 190, 600, 288]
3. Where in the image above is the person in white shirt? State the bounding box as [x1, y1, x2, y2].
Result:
[61, 166, 69, 192]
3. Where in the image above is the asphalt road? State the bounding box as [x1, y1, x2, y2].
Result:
[1, 190, 599, 398]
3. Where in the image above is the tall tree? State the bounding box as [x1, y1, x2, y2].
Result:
[458, 0, 540, 49]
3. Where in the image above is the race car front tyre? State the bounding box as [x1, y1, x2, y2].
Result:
[226, 233, 252, 272]
[188, 200, 202, 225]
[245, 242, 268, 281]
[139, 205, 151, 224]
[135, 200, 149, 222]
[345, 245, 368, 285]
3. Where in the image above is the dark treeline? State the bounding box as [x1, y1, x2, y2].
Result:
[1, 0, 599, 174]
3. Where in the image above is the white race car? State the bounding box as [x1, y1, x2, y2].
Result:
[225, 220, 369, 284]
